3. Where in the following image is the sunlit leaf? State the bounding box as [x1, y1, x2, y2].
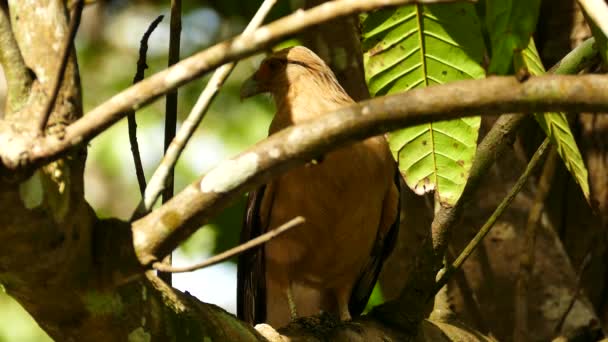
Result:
[362, 3, 485, 205]
[514, 38, 591, 201]
[485, 0, 541, 74]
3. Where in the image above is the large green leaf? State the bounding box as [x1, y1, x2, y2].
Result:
[485, 0, 541, 74]
[514, 39, 591, 201]
[362, 3, 485, 205]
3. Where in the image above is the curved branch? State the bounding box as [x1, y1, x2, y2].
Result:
[0, 5, 31, 114]
[0, 0, 463, 171]
[130, 73, 608, 265]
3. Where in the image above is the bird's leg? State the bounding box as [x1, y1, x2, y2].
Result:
[335, 288, 352, 321]
[286, 285, 298, 320]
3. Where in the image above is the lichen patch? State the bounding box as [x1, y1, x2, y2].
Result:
[200, 153, 259, 193]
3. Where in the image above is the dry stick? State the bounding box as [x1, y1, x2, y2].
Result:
[578, 0, 608, 38]
[37, 0, 84, 134]
[153, 216, 305, 273]
[513, 147, 558, 342]
[133, 0, 278, 218]
[158, 0, 182, 287]
[128, 15, 164, 197]
[433, 138, 551, 297]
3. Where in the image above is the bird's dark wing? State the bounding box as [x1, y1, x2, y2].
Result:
[237, 186, 268, 325]
[348, 166, 401, 316]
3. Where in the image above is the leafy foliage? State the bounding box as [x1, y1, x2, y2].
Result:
[514, 39, 591, 201]
[362, 3, 485, 205]
[485, 0, 541, 74]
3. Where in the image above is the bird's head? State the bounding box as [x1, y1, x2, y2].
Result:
[240, 46, 350, 104]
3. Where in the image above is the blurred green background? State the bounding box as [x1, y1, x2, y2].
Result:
[0, 1, 285, 340]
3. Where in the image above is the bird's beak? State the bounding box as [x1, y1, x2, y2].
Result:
[240, 75, 262, 100]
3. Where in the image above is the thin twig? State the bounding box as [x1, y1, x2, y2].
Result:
[554, 251, 593, 334]
[433, 138, 551, 296]
[128, 15, 164, 197]
[513, 147, 558, 342]
[578, 0, 608, 39]
[37, 0, 84, 134]
[162, 0, 181, 204]
[158, 0, 182, 286]
[133, 0, 278, 219]
[153, 216, 305, 273]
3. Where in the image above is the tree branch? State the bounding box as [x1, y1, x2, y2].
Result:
[370, 34, 600, 330]
[434, 138, 551, 295]
[153, 216, 304, 273]
[37, 0, 83, 133]
[133, 0, 278, 218]
[129, 15, 164, 197]
[130, 72, 608, 265]
[514, 147, 558, 342]
[0, 5, 32, 114]
[128, 35, 608, 264]
[0, 0, 464, 171]
[577, 0, 608, 38]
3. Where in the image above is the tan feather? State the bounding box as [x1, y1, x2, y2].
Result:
[237, 46, 400, 328]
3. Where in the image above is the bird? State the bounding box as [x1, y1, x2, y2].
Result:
[237, 46, 400, 329]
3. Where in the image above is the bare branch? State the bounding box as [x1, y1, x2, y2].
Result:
[158, 0, 182, 286]
[0, 0, 462, 170]
[128, 15, 164, 197]
[37, 0, 83, 134]
[153, 216, 305, 273]
[434, 138, 551, 295]
[130, 73, 608, 266]
[0, 6, 32, 114]
[162, 0, 182, 204]
[578, 0, 608, 38]
[134, 0, 278, 218]
[514, 147, 558, 342]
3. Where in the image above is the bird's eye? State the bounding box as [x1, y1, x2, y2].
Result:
[266, 59, 284, 71]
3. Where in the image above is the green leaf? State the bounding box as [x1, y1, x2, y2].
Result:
[362, 3, 485, 205]
[514, 38, 591, 201]
[485, 0, 541, 74]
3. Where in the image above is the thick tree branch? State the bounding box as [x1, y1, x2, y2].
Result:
[0, 6, 31, 114]
[0, 0, 463, 172]
[130, 72, 608, 266]
[37, 0, 83, 133]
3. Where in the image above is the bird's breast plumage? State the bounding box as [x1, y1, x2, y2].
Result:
[263, 136, 394, 286]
